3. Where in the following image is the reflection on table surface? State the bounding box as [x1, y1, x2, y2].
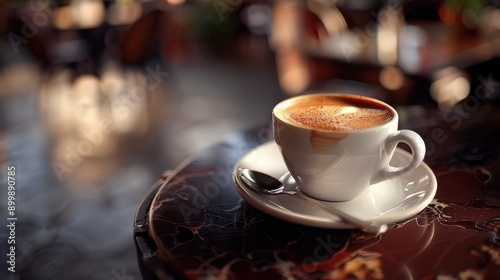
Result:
[1, 0, 499, 279]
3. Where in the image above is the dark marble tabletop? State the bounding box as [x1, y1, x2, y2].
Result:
[135, 99, 500, 280]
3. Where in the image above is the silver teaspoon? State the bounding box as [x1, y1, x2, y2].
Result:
[239, 169, 387, 234]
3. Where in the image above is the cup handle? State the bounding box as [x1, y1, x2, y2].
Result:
[370, 130, 426, 184]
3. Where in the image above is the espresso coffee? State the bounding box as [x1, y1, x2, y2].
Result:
[278, 95, 393, 131]
[272, 93, 425, 201]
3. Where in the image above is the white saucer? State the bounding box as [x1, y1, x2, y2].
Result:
[232, 141, 437, 229]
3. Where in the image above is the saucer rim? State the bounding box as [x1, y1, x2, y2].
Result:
[232, 141, 437, 229]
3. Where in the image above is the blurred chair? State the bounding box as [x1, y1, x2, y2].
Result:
[4, 1, 172, 182]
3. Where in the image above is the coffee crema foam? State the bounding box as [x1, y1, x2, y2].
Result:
[280, 96, 393, 131]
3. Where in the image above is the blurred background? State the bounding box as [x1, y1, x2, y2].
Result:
[0, 0, 499, 279]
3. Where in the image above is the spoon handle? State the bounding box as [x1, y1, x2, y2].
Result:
[293, 192, 387, 234]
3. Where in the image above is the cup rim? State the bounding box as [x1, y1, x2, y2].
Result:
[272, 93, 398, 133]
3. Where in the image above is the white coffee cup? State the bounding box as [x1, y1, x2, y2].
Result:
[272, 93, 426, 201]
